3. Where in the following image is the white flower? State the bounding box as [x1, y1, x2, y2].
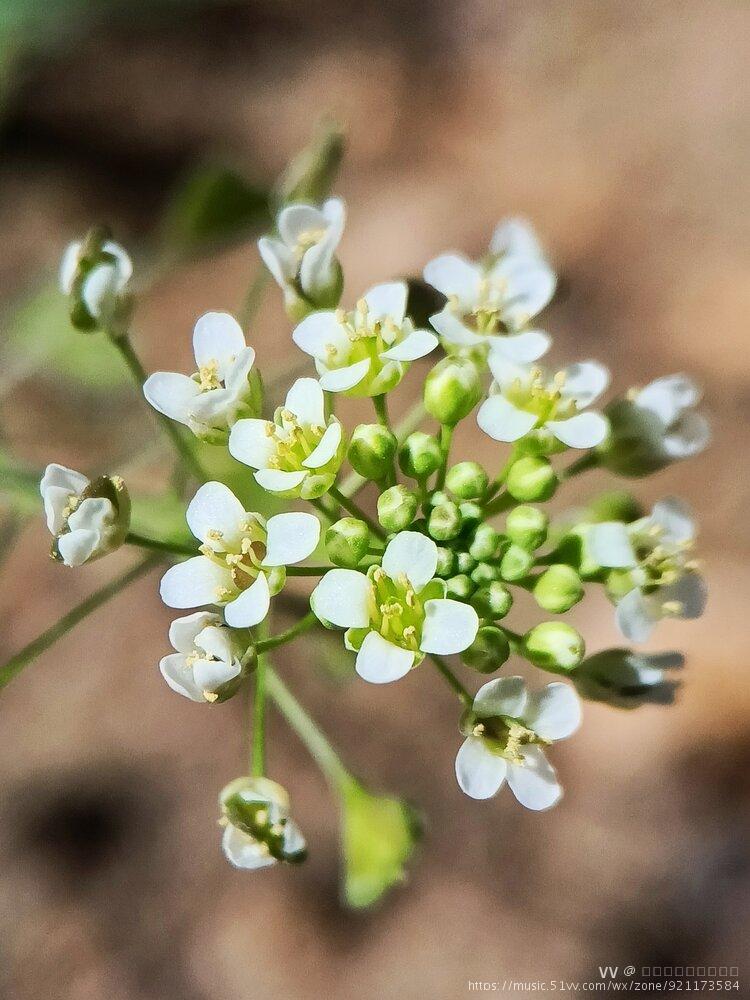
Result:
[60, 239, 132, 321]
[477, 356, 610, 450]
[159, 482, 320, 628]
[423, 217, 555, 362]
[573, 648, 684, 708]
[229, 378, 345, 499]
[159, 612, 245, 703]
[310, 531, 479, 683]
[292, 282, 439, 397]
[258, 198, 345, 313]
[455, 676, 581, 809]
[143, 312, 262, 442]
[40, 463, 129, 567]
[220, 777, 306, 870]
[588, 498, 707, 642]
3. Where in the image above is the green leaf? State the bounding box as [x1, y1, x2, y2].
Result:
[340, 778, 421, 909]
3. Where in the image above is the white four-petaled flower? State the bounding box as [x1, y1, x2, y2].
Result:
[310, 531, 479, 683]
[220, 777, 306, 870]
[59, 239, 132, 321]
[159, 482, 320, 628]
[40, 463, 124, 567]
[160, 611, 244, 703]
[292, 281, 438, 397]
[229, 378, 345, 499]
[477, 356, 610, 449]
[143, 312, 261, 442]
[423, 218, 555, 362]
[455, 676, 581, 809]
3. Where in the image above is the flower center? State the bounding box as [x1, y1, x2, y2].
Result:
[266, 409, 326, 472]
[327, 299, 405, 364]
[200, 516, 267, 600]
[631, 523, 699, 596]
[294, 227, 327, 260]
[368, 567, 425, 652]
[503, 368, 578, 424]
[471, 716, 548, 763]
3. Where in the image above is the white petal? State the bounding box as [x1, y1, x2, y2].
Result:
[311, 569, 372, 628]
[192, 654, 241, 694]
[189, 387, 232, 424]
[547, 411, 608, 448]
[615, 588, 657, 643]
[159, 653, 205, 702]
[363, 281, 408, 324]
[186, 482, 246, 549]
[525, 683, 582, 741]
[429, 308, 484, 346]
[489, 329, 551, 363]
[66, 496, 113, 535]
[649, 497, 695, 545]
[278, 203, 327, 245]
[299, 200, 345, 294]
[587, 522, 637, 568]
[59, 241, 82, 293]
[254, 469, 307, 493]
[507, 747, 562, 810]
[281, 819, 307, 857]
[222, 825, 276, 870]
[143, 372, 201, 426]
[81, 264, 118, 317]
[636, 374, 701, 426]
[485, 355, 530, 389]
[318, 358, 370, 392]
[490, 217, 544, 259]
[355, 631, 414, 684]
[382, 531, 438, 592]
[160, 557, 230, 609]
[477, 395, 537, 442]
[423, 254, 482, 306]
[302, 421, 342, 469]
[292, 311, 349, 361]
[228, 419, 276, 470]
[192, 312, 246, 380]
[663, 574, 707, 620]
[102, 241, 132, 288]
[168, 611, 220, 653]
[40, 464, 88, 533]
[663, 411, 711, 459]
[224, 572, 271, 628]
[420, 599, 479, 655]
[223, 345, 257, 397]
[455, 737, 507, 799]
[264, 512, 320, 566]
[258, 236, 296, 287]
[57, 529, 99, 566]
[473, 676, 528, 719]
[285, 377, 326, 426]
[380, 329, 439, 361]
[494, 257, 556, 324]
[560, 361, 610, 406]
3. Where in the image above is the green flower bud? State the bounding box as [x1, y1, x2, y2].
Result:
[399, 432, 442, 480]
[462, 626, 511, 673]
[325, 517, 371, 568]
[445, 461, 489, 500]
[505, 505, 548, 551]
[499, 543, 535, 582]
[458, 501, 483, 526]
[348, 424, 397, 482]
[424, 357, 482, 426]
[377, 485, 419, 532]
[533, 564, 584, 613]
[471, 581, 513, 619]
[435, 546, 456, 578]
[471, 561, 503, 586]
[428, 501, 462, 541]
[506, 456, 558, 502]
[456, 551, 477, 574]
[586, 490, 643, 524]
[446, 574, 475, 600]
[469, 523, 501, 561]
[429, 490, 449, 508]
[524, 622, 585, 672]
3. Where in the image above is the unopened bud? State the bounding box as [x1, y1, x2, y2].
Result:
[505, 505, 548, 551]
[399, 432, 442, 480]
[524, 622, 585, 673]
[348, 424, 397, 482]
[471, 561, 503, 586]
[469, 523, 501, 561]
[499, 543, 535, 582]
[325, 517, 371, 568]
[446, 574, 475, 600]
[462, 626, 511, 673]
[445, 461, 489, 500]
[471, 581, 513, 619]
[506, 456, 558, 502]
[456, 551, 477, 575]
[60, 229, 133, 333]
[458, 501, 483, 526]
[377, 485, 419, 533]
[435, 546, 456, 578]
[533, 564, 584, 613]
[428, 501, 462, 541]
[424, 357, 482, 426]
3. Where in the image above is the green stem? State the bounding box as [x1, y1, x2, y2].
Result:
[111, 334, 208, 483]
[255, 612, 318, 653]
[428, 654, 473, 708]
[560, 452, 599, 480]
[329, 487, 384, 540]
[126, 532, 197, 557]
[436, 424, 453, 490]
[0, 555, 161, 690]
[372, 393, 390, 428]
[238, 267, 270, 329]
[252, 652, 267, 777]
[285, 565, 333, 577]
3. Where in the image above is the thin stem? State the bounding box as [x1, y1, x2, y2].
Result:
[329, 487, 384, 540]
[252, 653, 267, 777]
[560, 452, 599, 480]
[238, 267, 270, 329]
[112, 334, 208, 483]
[372, 393, 390, 428]
[0, 555, 161, 690]
[428, 654, 473, 708]
[285, 565, 333, 577]
[255, 612, 318, 653]
[265, 666, 349, 787]
[126, 532, 197, 557]
[436, 424, 453, 490]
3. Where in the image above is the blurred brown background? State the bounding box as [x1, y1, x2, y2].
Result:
[1, 1, 749, 998]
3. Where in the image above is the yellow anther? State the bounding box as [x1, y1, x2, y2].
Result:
[472, 723, 486, 737]
[335, 309, 346, 323]
[397, 572, 409, 589]
[241, 538, 254, 554]
[553, 370, 567, 389]
[207, 528, 224, 541]
[198, 360, 221, 391]
[356, 298, 369, 315]
[404, 589, 416, 608]
[662, 600, 683, 615]
[372, 567, 385, 583]
[203, 690, 219, 703]
[256, 808, 268, 826]
[215, 587, 233, 601]
[626, 387, 640, 402]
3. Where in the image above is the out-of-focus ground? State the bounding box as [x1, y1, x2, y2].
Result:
[0, 1, 749, 998]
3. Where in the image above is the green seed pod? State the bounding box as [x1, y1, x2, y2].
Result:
[471, 561, 503, 586]
[435, 546, 456, 578]
[325, 517, 371, 568]
[446, 574, 475, 600]
[499, 543, 535, 582]
[428, 501, 462, 541]
[524, 622, 585, 672]
[471, 581, 513, 619]
[377, 485, 420, 533]
[533, 564, 584, 613]
[506, 456, 558, 502]
[348, 423, 397, 482]
[424, 356, 483, 426]
[399, 432, 442, 480]
[462, 626, 511, 673]
[505, 505, 548, 551]
[469, 523, 501, 561]
[445, 461, 489, 500]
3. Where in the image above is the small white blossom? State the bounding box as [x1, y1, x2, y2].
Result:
[159, 482, 320, 628]
[40, 464, 128, 567]
[310, 531, 479, 683]
[455, 676, 581, 809]
[220, 777, 306, 870]
[60, 239, 132, 321]
[143, 312, 261, 442]
[159, 612, 244, 703]
[423, 218, 555, 362]
[292, 282, 438, 397]
[588, 497, 707, 642]
[258, 198, 345, 313]
[229, 378, 345, 499]
[477, 356, 610, 450]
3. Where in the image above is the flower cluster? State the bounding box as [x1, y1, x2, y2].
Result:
[43, 193, 709, 880]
